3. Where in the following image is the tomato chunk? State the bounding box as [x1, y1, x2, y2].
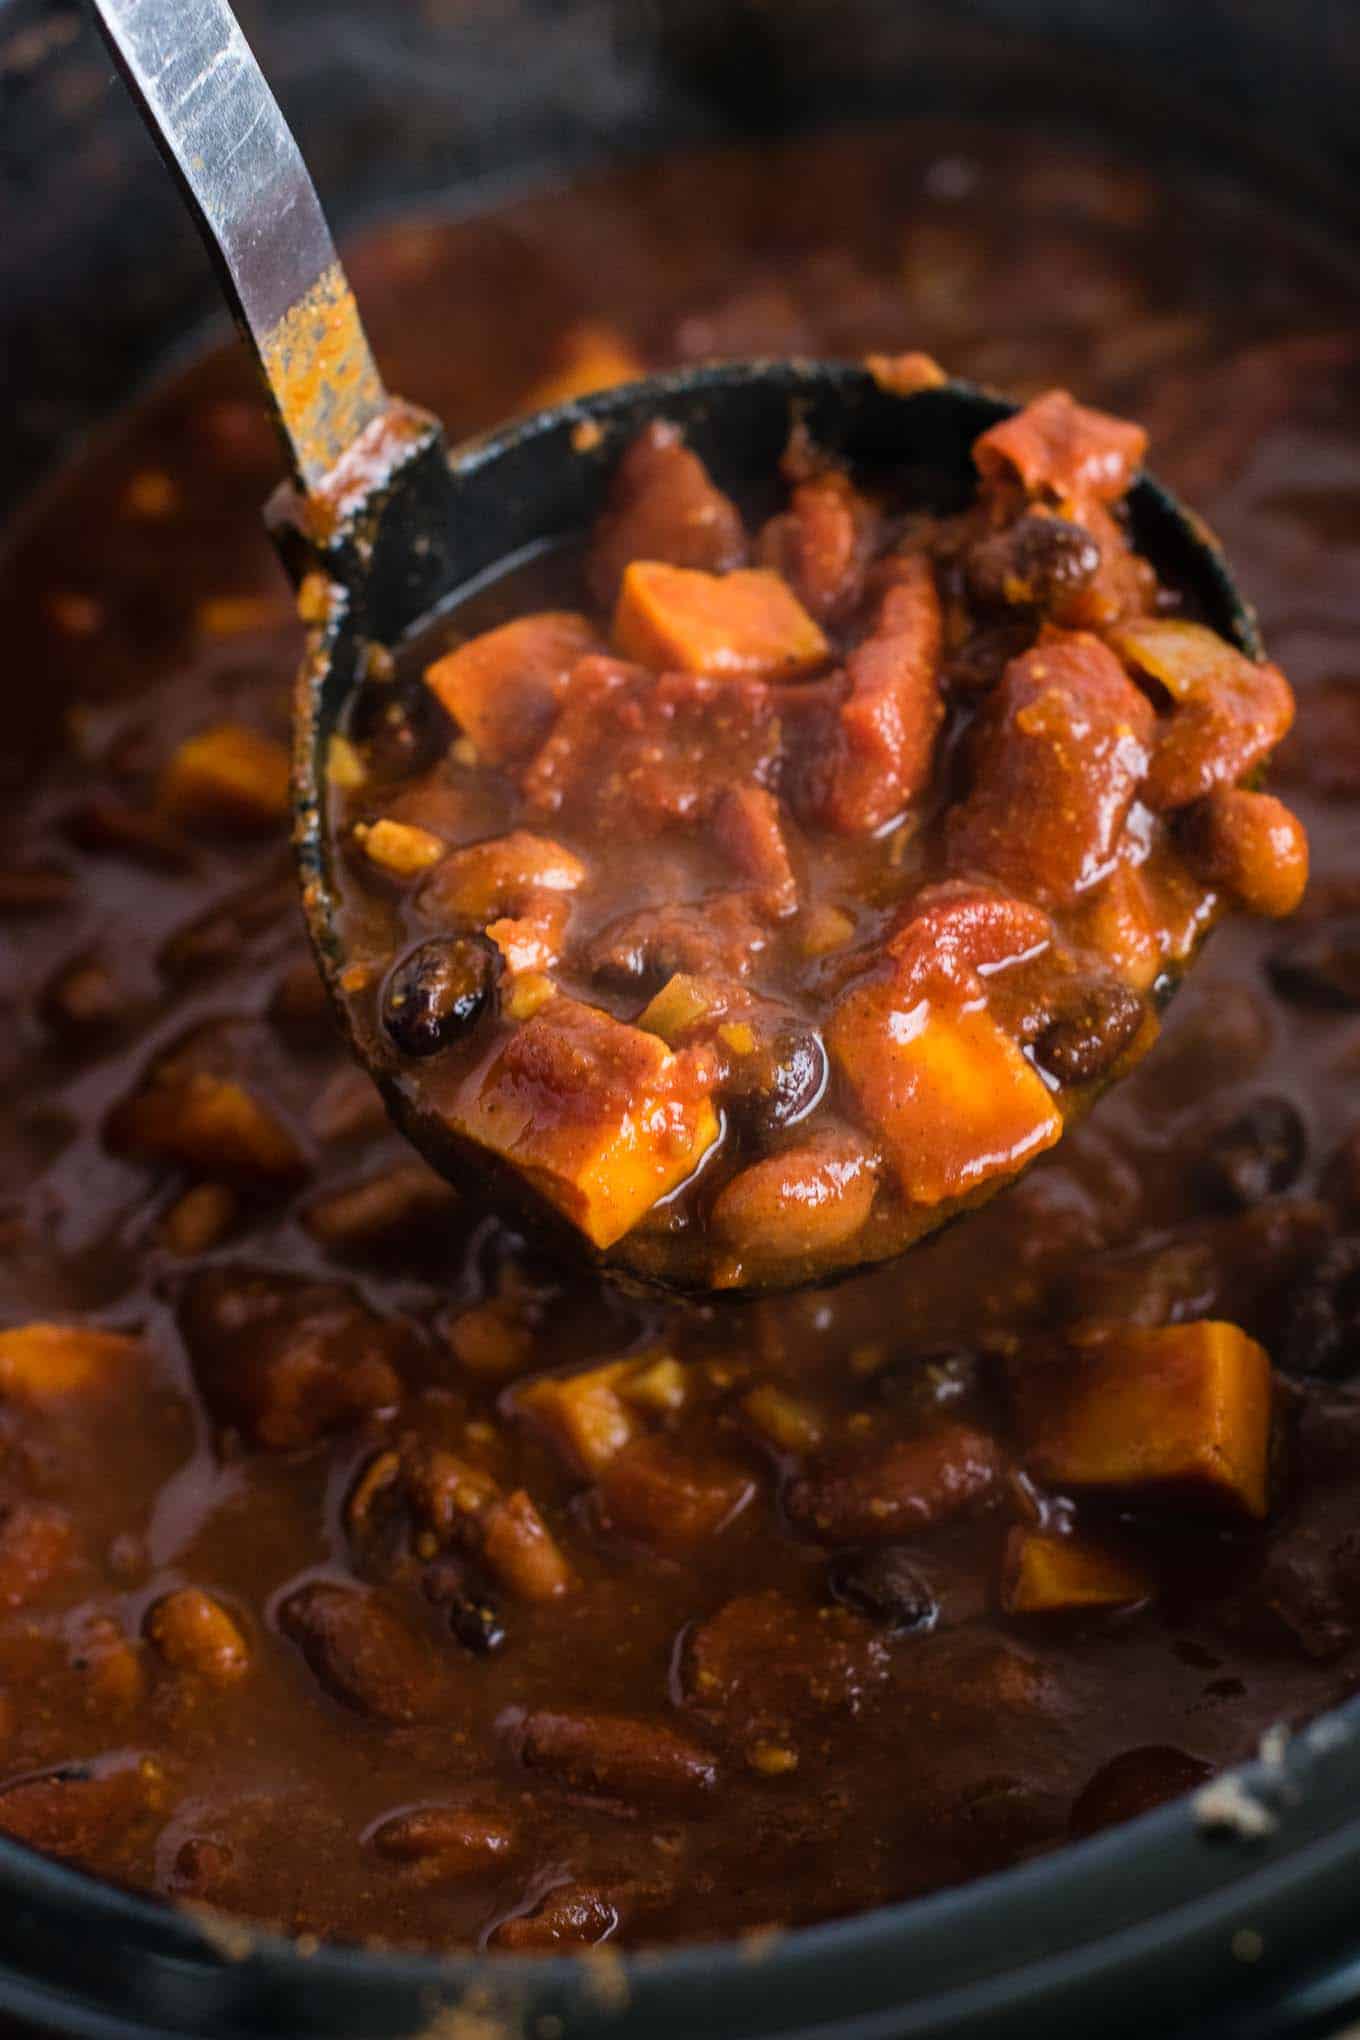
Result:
[948, 632, 1154, 905]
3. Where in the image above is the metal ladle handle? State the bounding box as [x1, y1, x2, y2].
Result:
[87, 0, 389, 492]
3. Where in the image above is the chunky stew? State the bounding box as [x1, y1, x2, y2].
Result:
[0, 121, 1357, 1954]
[330, 382, 1304, 1289]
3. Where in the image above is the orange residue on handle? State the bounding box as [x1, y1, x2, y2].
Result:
[260, 260, 387, 489]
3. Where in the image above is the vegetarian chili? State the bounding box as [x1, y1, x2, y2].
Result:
[0, 120, 1356, 1955]
[329, 381, 1305, 1289]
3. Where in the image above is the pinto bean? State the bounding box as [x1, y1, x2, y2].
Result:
[278, 1583, 446, 1724]
[515, 1707, 718, 1806]
[147, 1588, 251, 1684]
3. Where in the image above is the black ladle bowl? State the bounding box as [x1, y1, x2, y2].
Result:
[285, 360, 1259, 1294]
[87, 0, 1260, 1294]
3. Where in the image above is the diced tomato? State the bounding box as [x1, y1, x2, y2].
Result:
[586, 421, 747, 610]
[948, 631, 1154, 905]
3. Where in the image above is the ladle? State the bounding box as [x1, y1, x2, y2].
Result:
[89, 0, 1261, 1293]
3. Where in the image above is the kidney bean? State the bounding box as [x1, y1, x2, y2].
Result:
[514, 1707, 718, 1806]
[784, 1423, 1003, 1545]
[278, 1582, 446, 1724]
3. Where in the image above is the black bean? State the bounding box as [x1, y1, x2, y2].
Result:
[448, 1591, 506, 1657]
[965, 512, 1101, 613]
[725, 1025, 827, 1143]
[826, 1547, 938, 1634]
[1268, 916, 1360, 1011]
[1197, 1096, 1306, 1210]
[381, 936, 499, 1058]
[346, 677, 445, 779]
[1033, 982, 1145, 1087]
[1279, 1237, 1360, 1380]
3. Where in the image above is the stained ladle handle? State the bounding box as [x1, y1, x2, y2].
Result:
[87, 0, 388, 491]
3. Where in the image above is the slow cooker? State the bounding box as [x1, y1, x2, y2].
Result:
[1, 2, 1359, 2033]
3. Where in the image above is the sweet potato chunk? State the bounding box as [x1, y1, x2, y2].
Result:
[1001, 1529, 1152, 1615]
[1021, 1320, 1273, 1519]
[974, 389, 1147, 510]
[523, 657, 779, 830]
[448, 995, 719, 1248]
[613, 562, 829, 679]
[516, 1359, 642, 1475]
[108, 1027, 306, 1184]
[159, 720, 290, 832]
[710, 1129, 878, 1268]
[827, 973, 1061, 1208]
[1110, 619, 1295, 810]
[424, 613, 599, 766]
[594, 1435, 754, 1550]
[586, 420, 747, 610]
[516, 1707, 718, 1806]
[948, 632, 1154, 905]
[784, 1422, 1003, 1543]
[1181, 786, 1309, 919]
[0, 1323, 141, 1403]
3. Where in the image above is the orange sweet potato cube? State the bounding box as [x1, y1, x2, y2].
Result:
[449, 996, 719, 1248]
[1000, 1529, 1152, 1616]
[1022, 1321, 1272, 1519]
[159, 721, 290, 832]
[424, 613, 598, 764]
[0, 1324, 142, 1404]
[613, 563, 829, 679]
[516, 1359, 642, 1475]
[826, 973, 1061, 1207]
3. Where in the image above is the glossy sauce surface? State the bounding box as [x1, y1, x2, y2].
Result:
[0, 123, 1357, 1952]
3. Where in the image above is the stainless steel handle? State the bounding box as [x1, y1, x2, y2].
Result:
[87, 0, 388, 491]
